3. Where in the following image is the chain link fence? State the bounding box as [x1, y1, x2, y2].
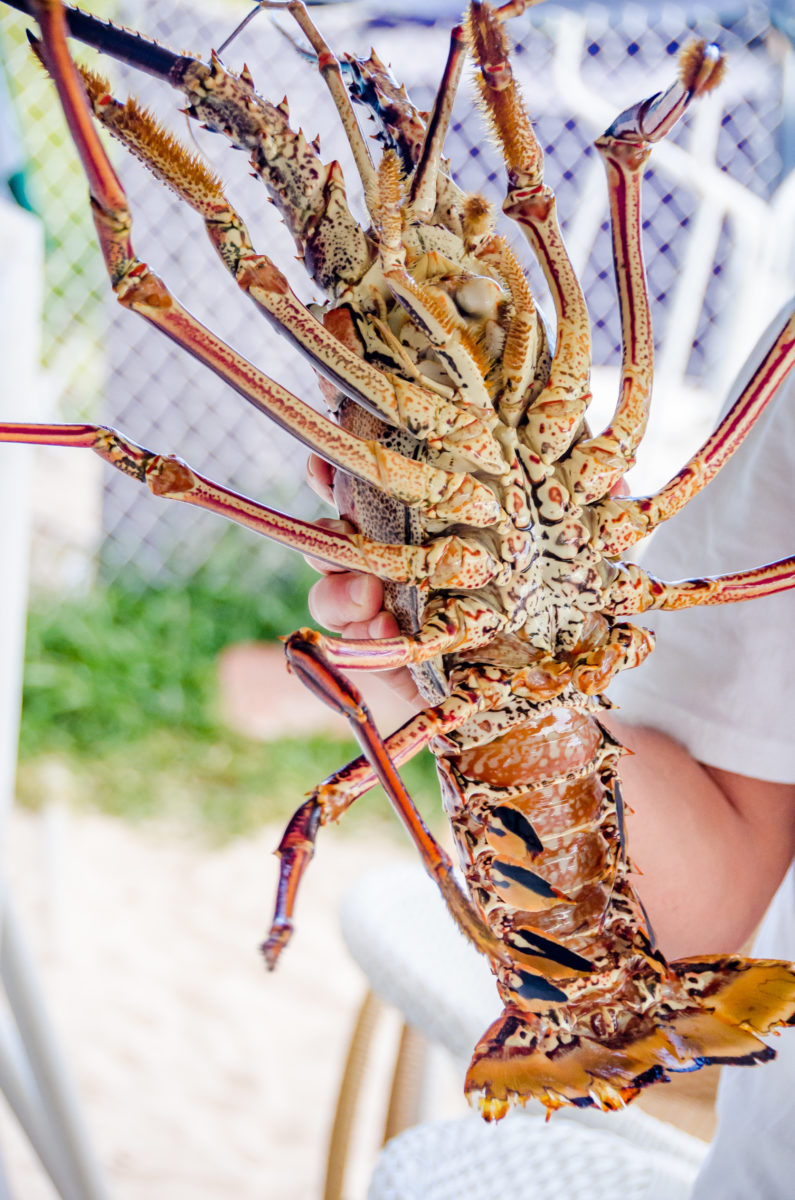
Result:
[1, 0, 793, 588]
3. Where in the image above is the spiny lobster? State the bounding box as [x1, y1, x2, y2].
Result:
[3, 0, 795, 1121]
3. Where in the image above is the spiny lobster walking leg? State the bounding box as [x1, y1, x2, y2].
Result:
[563, 44, 725, 503]
[64, 62, 504, 473]
[0, 423, 505, 589]
[22, 3, 502, 532]
[263, 682, 495, 968]
[273, 0, 471, 240]
[595, 308, 795, 555]
[605, 552, 795, 615]
[258, 1, 380, 209]
[282, 634, 514, 969]
[467, 1, 592, 463]
[407, 23, 468, 224]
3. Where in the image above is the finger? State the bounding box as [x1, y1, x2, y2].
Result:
[307, 586, 422, 707]
[381, 669, 423, 707]
[303, 517, 358, 575]
[308, 570, 385, 632]
[368, 610, 400, 639]
[337, 610, 422, 706]
[306, 454, 336, 505]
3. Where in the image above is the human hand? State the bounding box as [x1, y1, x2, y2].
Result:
[305, 456, 423, 708]
[305, 452, 630, 715]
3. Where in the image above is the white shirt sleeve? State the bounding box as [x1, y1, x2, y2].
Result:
[609, 299, 795, 784]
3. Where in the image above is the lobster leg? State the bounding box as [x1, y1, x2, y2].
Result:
[0, 423, 506, 589]
[259, 1, 379, 208]
[595, 308, 795, 556]
[67, 64, 504, 475]
[604, 555, 795, 615]
[284, 634, 512, 967]
[466, 1, 591, 464]
[408, 22, 467, 223]
[297, 595, 509, 671]
[27, 3, 501, 529]
[262, 798, 323, 970]
[329, 38, 462, 230]
[563, 43, 725, 504]
[263, 680, 501, 967]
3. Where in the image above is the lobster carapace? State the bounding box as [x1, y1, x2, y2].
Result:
[3, 0, 795, 1118]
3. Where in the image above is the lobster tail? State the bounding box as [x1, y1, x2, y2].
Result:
[465, 956, 795, 1119]
[668, 954, 795, 1040]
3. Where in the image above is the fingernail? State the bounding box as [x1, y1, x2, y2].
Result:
[349, 576, 369, 607]
[367, 611, 392, 639]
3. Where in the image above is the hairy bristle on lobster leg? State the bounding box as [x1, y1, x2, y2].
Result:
[1, 0, 795, 1122]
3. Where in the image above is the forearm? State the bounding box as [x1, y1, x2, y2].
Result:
[608, 717, 795, 960]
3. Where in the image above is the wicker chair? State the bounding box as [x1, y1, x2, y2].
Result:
[323, 864, 707, 1200]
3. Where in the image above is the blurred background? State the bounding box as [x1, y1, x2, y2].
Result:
[0, 0, 793, 1196]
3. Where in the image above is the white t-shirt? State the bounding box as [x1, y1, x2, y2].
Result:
[611, 300, 795, 784]
[610, 299, 795, 1199]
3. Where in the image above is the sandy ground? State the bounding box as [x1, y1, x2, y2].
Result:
[0, 806, 428, 1199]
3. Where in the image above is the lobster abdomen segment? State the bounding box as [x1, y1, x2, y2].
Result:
[445, 709, 633, 970]
[443, 715, 795, 1115]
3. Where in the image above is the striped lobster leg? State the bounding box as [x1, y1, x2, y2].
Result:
[263, 1, 380, 211]
[282, 634, 514, 969]
[562, 44, 725, 504]
[50, 47, 506, 474]
[264, 679, 496, 968]
[0, 423, 504, 590]
[596, 309, 795, 555]
[605, 554, 795, 614]
[466, 1, 593, 465]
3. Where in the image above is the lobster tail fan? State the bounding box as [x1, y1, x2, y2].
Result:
[464, 1006, 656, 1119]
[465, 957, 795, 1120]
[669, 955, 795, 1038]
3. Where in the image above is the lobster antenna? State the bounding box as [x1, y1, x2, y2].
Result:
[217, 0, 270, 56]
[271, 18, 316, 64]
[218, 1, 350, 58]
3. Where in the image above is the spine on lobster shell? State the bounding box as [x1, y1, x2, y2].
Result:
[436, 708, 795, 1118]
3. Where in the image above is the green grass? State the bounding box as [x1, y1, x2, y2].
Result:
[20, 560, 316, 755]
[17, 560, 441, 842]
[16, 728, 441, 843]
